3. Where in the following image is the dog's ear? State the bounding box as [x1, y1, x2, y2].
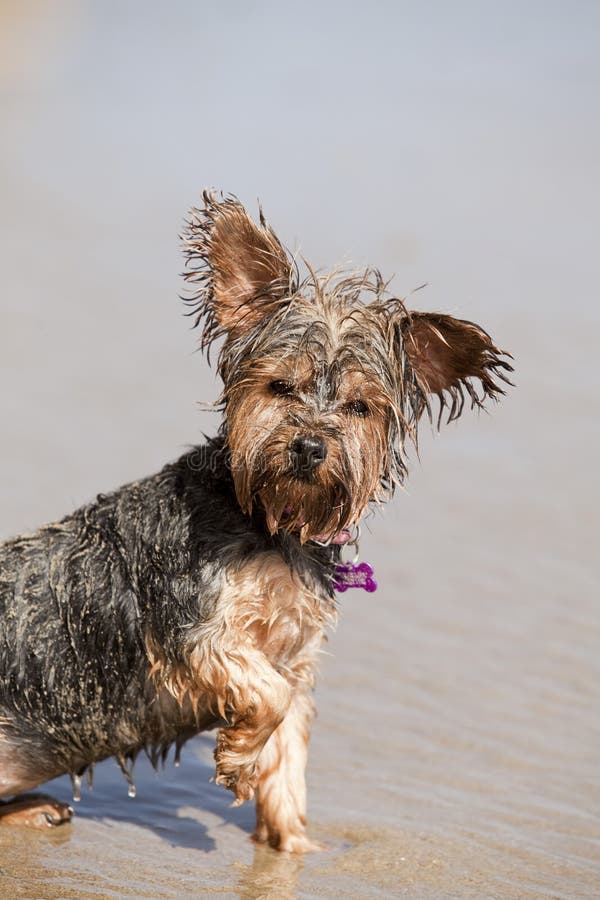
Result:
[182, 191, 295, 347]
[399, 311, 513, 425]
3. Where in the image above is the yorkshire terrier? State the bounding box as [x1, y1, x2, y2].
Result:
[0, 192, 511, 851]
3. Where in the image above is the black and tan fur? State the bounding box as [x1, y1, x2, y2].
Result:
[0, 192, 512, 850]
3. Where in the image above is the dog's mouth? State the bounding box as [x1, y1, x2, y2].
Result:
[240, 454, 359, 544]
[279, 506, 353, 545]
[312, 528, 353, 545]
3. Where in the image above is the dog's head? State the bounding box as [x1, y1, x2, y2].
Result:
[182, 193, 512, 543]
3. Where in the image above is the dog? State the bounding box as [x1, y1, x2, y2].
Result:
[0, 192, 512, 851]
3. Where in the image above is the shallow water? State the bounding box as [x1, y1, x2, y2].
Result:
[1, 3, 599, 897]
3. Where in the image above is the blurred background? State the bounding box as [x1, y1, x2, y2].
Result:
[1, 2, 599, 897]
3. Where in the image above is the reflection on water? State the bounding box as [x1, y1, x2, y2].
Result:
[236, 844, 306, 900]
[1, 3, 599, 898]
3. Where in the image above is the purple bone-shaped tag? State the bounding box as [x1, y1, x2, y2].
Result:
[333, 561, 377, 593]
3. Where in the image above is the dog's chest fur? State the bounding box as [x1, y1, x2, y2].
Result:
[191, 552, 334, 686]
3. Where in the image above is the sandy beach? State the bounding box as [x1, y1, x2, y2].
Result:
[1, 3, 599, 897]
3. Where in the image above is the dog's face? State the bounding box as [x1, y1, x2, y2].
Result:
[183, 193, 512, 542]
[221, 291, 398, 543]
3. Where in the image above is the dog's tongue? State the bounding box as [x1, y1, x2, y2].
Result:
[282, 507, 353, 545]
[312, 528, 353, 545]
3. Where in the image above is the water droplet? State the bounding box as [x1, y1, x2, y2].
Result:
[127, 782, 136, 798]
[70, 772, 81, 802]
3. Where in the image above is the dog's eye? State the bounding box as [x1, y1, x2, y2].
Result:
[344, 399, 369, 417]
[270, 380, 295, 397]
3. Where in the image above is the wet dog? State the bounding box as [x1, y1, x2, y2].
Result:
[0, 192, 512, 850]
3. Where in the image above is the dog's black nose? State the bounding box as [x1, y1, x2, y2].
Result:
[290, 436, 328, 475]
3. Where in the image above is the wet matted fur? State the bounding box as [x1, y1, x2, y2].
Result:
[0, 191, 512, 850]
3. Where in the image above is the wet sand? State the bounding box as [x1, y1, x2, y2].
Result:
[1, 4, 599, 897]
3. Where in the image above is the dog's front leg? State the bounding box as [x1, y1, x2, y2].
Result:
[252, 690, 321, 853]
[212, 647, 292, 805]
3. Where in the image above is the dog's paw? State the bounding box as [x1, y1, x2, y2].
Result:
[230, 768, 257, 806]
[252, 827, 325, 854]
[0, 793, 74, 829]
[214, 762, 258, 804]
[278, 833, 325, 854]
[214, 737, 258, 804]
